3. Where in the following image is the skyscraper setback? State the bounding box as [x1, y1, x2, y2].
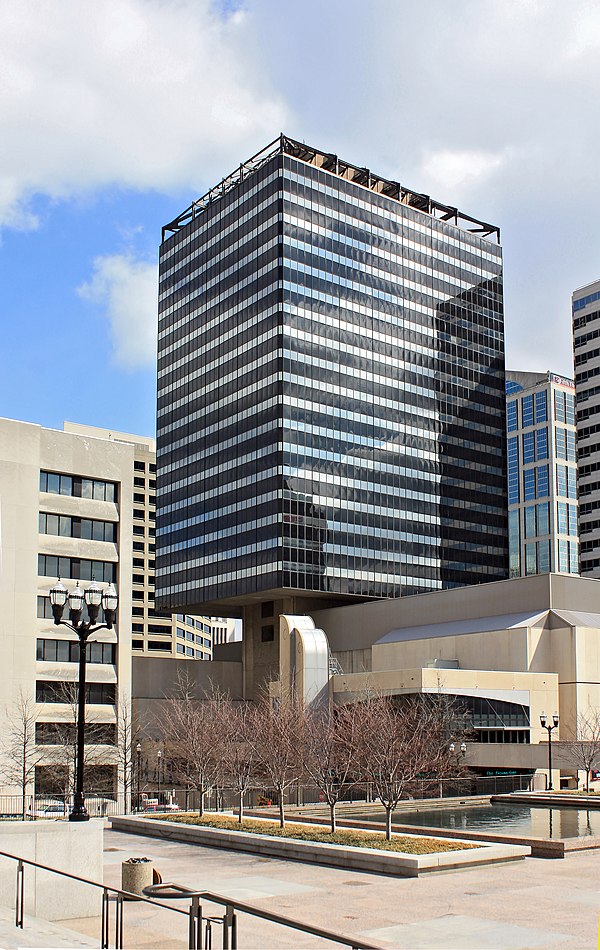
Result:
[155, 134, 508, 617]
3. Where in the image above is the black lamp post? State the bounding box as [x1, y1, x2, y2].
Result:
[157, 749, 162, 804]
[540, 711, 559, 791]
[49, 578, 118, 822]
[136, 742, 142, 812]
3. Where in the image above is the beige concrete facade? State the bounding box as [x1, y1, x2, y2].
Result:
[309, 573, 600, 786]
[0, 416, 134, 797]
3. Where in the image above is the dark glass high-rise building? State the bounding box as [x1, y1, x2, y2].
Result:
[156, 135, 508, 617]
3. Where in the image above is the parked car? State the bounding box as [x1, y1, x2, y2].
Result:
[27, 800, 68, 819]
[142, 802, 181, 814]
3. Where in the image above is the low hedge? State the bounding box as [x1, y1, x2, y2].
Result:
[145, 812, 479, 854]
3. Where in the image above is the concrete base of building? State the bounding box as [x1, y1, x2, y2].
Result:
[0, 819, 103, 920]
[110, 815, 530, 877]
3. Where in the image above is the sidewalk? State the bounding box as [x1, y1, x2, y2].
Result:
[59, 824, 599, 949]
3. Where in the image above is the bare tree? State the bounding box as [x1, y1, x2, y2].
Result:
[158, 674, 225, 816]
[219, 700, 260, 823]
[1, 691, 43, 818]
[115, 692, 137, 813]
[562, 709, 600, 792]
[354, 694, 460, 840]
[40, 680, 114, 803]
[254, 697, 304, 828]
[303, 703, 361, 834]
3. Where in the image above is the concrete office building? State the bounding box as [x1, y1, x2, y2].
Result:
[135, 572, 600, 790]
[506, 371, 578, 578]
[0, 417, 133, 798]
[156, 134, 508, 694]
[573, 278, 600, 576]
[64, 424, 218, 662]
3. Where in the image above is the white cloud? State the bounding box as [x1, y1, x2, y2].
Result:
[421, 149, 506, 198]
[78, 254, 158, 369]
[0, 0, 287, 227]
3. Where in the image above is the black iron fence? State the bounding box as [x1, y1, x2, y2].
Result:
[0, 773, 533, 821]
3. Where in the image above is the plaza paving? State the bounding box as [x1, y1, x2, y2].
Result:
[45, 824, 597, 948]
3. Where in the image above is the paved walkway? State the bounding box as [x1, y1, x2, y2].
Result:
[0, 905, 97, 948]
[59, 826, 599, 949]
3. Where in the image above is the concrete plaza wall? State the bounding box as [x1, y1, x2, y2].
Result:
[0, 819, 103, 920]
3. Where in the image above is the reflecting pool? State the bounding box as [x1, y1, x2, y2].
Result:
[352, 803, 600, 839]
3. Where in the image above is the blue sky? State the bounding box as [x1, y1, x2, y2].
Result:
[2, 0, 600, 437]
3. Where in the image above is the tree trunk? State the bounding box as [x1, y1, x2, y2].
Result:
[329, 801, 336, 834]
[385, 806, 393, 841]
[199, 787, 204, 817]
[278, 791, 285, 829]
[238, 790, 244, 823]
[586, 770, 590, 793]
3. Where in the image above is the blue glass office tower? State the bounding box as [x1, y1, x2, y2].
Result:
[155, 135, 508, 617]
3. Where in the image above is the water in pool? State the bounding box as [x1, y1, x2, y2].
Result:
[352, 803, 600, 839]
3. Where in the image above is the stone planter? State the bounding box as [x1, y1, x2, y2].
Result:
[121, 858, 154, 897]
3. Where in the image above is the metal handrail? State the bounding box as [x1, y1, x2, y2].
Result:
[144, 882, 382, 948]
[0, 848, 381, 949]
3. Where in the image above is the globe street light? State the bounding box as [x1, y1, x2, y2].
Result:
[540, 711, 559, 791]
[49, 578, 118, 821]
[157, 749, 162, 804]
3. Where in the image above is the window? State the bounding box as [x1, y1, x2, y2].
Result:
[36, 638, 115, 664]
[536, 465, 549, 498]
[522, 432, 535, 465]
[36, 681, 116, 704]
[568, 504, 578, 536]
[507, 402, 518, 432]
[37, 555, 116, 583]
[149, 463, 156, 473]
[134, 493, 145, 503]
[134, 461, 146, 472]
[523, 469, 535, 501]
[559, 539, 568, 573]
[524, 505, 536, 539]
[39, 471, 117, 502]
[133, 509, 145, 520]
[133, 557, 144, 568]
[133, 542, 145, 552]
[132, 623, 144, 632]
[133, 525, 145, 536]
[134, 477, 145, 488]
[522, 394, 534, 428]
[508, 438, 519, 504]
[39, 513, 116, 543]
[537, 502, 549, 536]
[261, 624, 275, 642]
[525, 543, 537, 575]
[555, 391, 566, 423]
[557, 502, 567, 534]
[538, 539, 550, 574]
[566, 393, 575, 425]
[177, 643, 185, 654]
[36, 722, 116, 745]
[261, 601, 274, 619]
[535, 427, 548, 460]
[535, 390, 547, 423]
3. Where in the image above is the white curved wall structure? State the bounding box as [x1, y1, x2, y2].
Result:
[279, 614, 330, 707]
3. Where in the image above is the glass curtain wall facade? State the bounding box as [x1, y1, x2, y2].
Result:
[573, 278, 600, 575]
[506, 371, 578, 577]
[156, 136, 507, 614]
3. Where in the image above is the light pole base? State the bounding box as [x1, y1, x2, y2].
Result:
[69, 793, 90, 822]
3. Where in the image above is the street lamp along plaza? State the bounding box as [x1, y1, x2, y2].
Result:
[540, 711, 559, 791]
[49, 578, 118, 822]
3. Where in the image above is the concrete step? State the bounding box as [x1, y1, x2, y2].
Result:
[0, 905, 98, 948]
